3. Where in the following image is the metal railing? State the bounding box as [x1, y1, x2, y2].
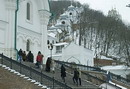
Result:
[55, 60, 105, 72]
[55, 60, 105, 84]
[55, 60, 130, 87]
[0, 53, 72, 89]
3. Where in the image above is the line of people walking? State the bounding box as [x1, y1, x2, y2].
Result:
[18, 49, 34, 63]
[60, 64, 82, 86]
[18, 49, 82, 86]
[18, 49, 44, 69]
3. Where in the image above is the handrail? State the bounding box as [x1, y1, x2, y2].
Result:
[55, 60, 105, 83]
[55, 60, 106, 72]
[0, 53, 72, 89]
[54, 60, 130, 86]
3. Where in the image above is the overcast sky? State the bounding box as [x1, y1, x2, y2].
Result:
[76, 0, 130, 24]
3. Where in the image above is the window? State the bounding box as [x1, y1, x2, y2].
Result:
[69, 12, 72, 15]
[27, 2, 30, 20]
[47, 40, 50, 45]
[26, 39, 30, 51]
[56, 46, 61, 53]
[56, 45, 64, 53]
[61, 21, 65, 24]
[26, 2, 33, 22]
[52, 40, 54, 44]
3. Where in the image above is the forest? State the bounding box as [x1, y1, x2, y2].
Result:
[49, 0, 130, 66]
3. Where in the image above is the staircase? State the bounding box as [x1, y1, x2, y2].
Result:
[0, 53, 100, 89]
[55, 60, 130, 89]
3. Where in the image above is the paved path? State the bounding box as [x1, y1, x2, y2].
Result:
[22, 61, 100, 89]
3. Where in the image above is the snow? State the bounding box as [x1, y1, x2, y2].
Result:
[101, 65, 130, 78]
[57, 29, 62, 33]
[53, 42, 68, 46]
[48, 33, 56, 38]
[99, 82, 127, 89]
[101, 65, 130, 70]
[109, 81, 127, 89]
[100, 55, 113, 60]
[49, 25, 59, 30]
[62, 42, 94, 66]
[52, 54, 62, 57]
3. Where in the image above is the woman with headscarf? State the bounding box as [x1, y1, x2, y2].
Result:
[61, 64, 66, 82]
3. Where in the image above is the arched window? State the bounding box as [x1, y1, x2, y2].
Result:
[26, 2, 33, 21]
[26, 39, 30, 51]
[27, 2, 30, 20]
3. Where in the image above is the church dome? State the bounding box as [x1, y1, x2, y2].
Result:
[67, 5, 75, 11]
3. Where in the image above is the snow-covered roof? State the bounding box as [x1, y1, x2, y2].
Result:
[48, 54, 62, 57]
[68, 5, 75, 11]
[48, 25, 59, 30]
[57, 29, 62, 33]
[100, 55, 113, 60]
[60, 13, 68, 19]
[100, 82, 127, 89]
[48, 33, 56, 38]
[52, 54, 62, 57]
[55, 23, 64, 27]
[53, 42, 68, 46]
[101, 65, 130, 70]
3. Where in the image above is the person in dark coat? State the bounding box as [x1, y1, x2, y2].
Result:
[27, 51, 34, 63]
[78, 68, 82, 85]
[61, 64, 66, 82]
[22, 51, 26, 61]
[45, 57, 51, 72]
[73, 68, 79, 85]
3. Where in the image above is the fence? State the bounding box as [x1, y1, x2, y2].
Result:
[0, 53, 72, 89]
[55, 60, 105, 85]
[55, 60, 130, 87]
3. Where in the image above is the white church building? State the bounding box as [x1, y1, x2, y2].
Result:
[0, 0, 51, 62]
[48, 4, 94, 66]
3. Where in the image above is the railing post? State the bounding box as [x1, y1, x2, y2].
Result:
[53, 73, 54, 89]
[10, 57, 12, 69]
[20, 60, 22, 73]
[41, 70, 43, 84]
[29, 66, 32, 79]
[65, 82, 67, 89]
[1, 53, 3, 64]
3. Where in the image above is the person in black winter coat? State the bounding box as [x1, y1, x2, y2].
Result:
[73, 68, 79, 85]
[27, 51, 34, 63]
[61, 64, 66, 82]
[45, 57, 52, 72]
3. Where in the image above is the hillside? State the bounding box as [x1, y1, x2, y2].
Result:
[49, 0, 130, 65]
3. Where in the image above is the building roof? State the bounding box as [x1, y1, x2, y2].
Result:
[101, 65, 130, 70]
[48, 33, 56, 38]
[67, 5, 75, 11]
[60, 13, 68, 19]
[53, 42, 68, 46]
[48, 25, 59, 30]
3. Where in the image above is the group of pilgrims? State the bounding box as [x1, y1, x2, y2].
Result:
[18, 49, 82, 86]
[17, 49, 55, 72]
